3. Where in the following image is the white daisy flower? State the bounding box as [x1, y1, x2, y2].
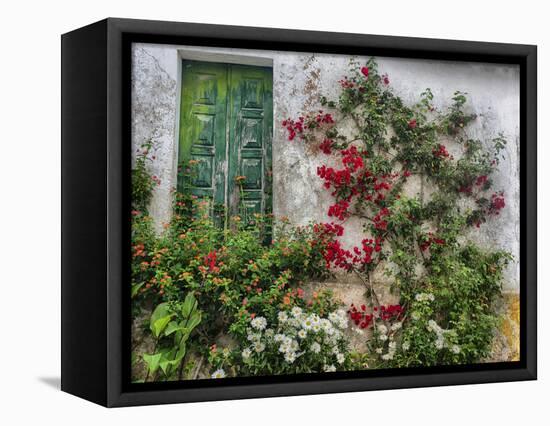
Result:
[402, 341, 410, 351]
[320, 319, 332, 330]
[435, 338, 444, 350]
[277, 311, 288, 323]
[284, 351, 297, 363]
[411, 311, 420, 321]
[265, 328, 274, 338]
[310, 314, 321, 326]
[451, 344, 461, 354]
[297, 329, 307, 339]
[310, 342, 321, 354]
[242, 348, 252, 360]
[336, 353, 345, 364]
[211, 369, 226, 379]
[379, 334, 388, 342]
[302, 317, 314, 330]
[247, 333, 261, 342]
[291, 306, 303, 318]
[253, 341, 266, 353]
[381, 353, 394, 361]
[250, 316, 267, 330]
[312, 323, 321, 333]
[377, 324, 388, 335]
[323, 364, 336, 372]
[274, 333, 285, 343]
[375, 347, 383, 354]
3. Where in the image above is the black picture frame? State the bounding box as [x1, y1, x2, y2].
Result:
[61, 17, 537, 407]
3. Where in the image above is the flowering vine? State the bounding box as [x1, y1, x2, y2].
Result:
[283, 58, 513, 367]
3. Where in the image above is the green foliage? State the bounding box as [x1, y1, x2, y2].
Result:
[142, 293, 202, 380]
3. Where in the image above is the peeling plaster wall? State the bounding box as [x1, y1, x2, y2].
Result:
[131, 43, 520, 296]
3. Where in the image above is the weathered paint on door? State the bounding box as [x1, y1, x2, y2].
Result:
[178, 60, 273, 227]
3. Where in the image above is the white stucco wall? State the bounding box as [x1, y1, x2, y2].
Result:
[131, 43, 520, 292]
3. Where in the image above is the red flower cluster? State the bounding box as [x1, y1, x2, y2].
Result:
[204, 250, 219, 273]
[382, 74, 390, 85]
[323, 239, 354, 270]
[354, 237, 383, 264]
[373, 207, 391, 231]
[433, 144, 450, 159]
[282, 117, 305, 141]
[319, 138, 333, 155]
[476, 175, 488, 186]
[349, 304, 374, 328]
[378, 304, 404, 321]
[317, 165, 352, 190]
[420, 232, 445, 251]
[348, 303, 404, 328]
[488, 191, 505, 215]
[341, 146, 364, 172]
[328, 199, 351, 221]
[361, 66, 369, 78]
[408, 119, 417, 129]
[458, 184, 473, 194]
[315, 111, 335, 125]
[339, 76, 355, 89]
[313, 222, 345, 237]
[152, 175, 161, 186]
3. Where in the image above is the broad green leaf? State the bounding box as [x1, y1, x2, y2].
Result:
[142, 352, 162, 375]
[164, 321, 183, 336]
[159, 347, 186, 375]
[181, 293, 197, 318]
[152, 315, 173, 338]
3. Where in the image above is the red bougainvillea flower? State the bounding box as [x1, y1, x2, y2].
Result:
[282, 117, 305, 141]
[319, 138, 333, 155]
[408, 119, 417, 129]
[313, 222, 345, 237]
[328, 199, 351, 221]
[433, 144, 450, 159]
[339, 77, 355, 89]
[476, 175, 488, 186]
[341, 146, 364, 172]
[488, 191, 506, 215]
[316, 111, 335, 124]
[361, 66, 369, 78]
[420, 232, 446, 251]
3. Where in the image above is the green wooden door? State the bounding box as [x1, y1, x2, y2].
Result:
[178, 60, 273, 227]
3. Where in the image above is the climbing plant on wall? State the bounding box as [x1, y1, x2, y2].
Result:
[282, 58, 512, 367]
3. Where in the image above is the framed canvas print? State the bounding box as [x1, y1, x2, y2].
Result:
[61, 18, 537, 407]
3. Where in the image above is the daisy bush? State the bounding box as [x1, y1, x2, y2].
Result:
[233, 307, 351, 376]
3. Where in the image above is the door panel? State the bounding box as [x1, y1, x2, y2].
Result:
[178, 61, 228, 208]
[228, 65, 273, 224]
